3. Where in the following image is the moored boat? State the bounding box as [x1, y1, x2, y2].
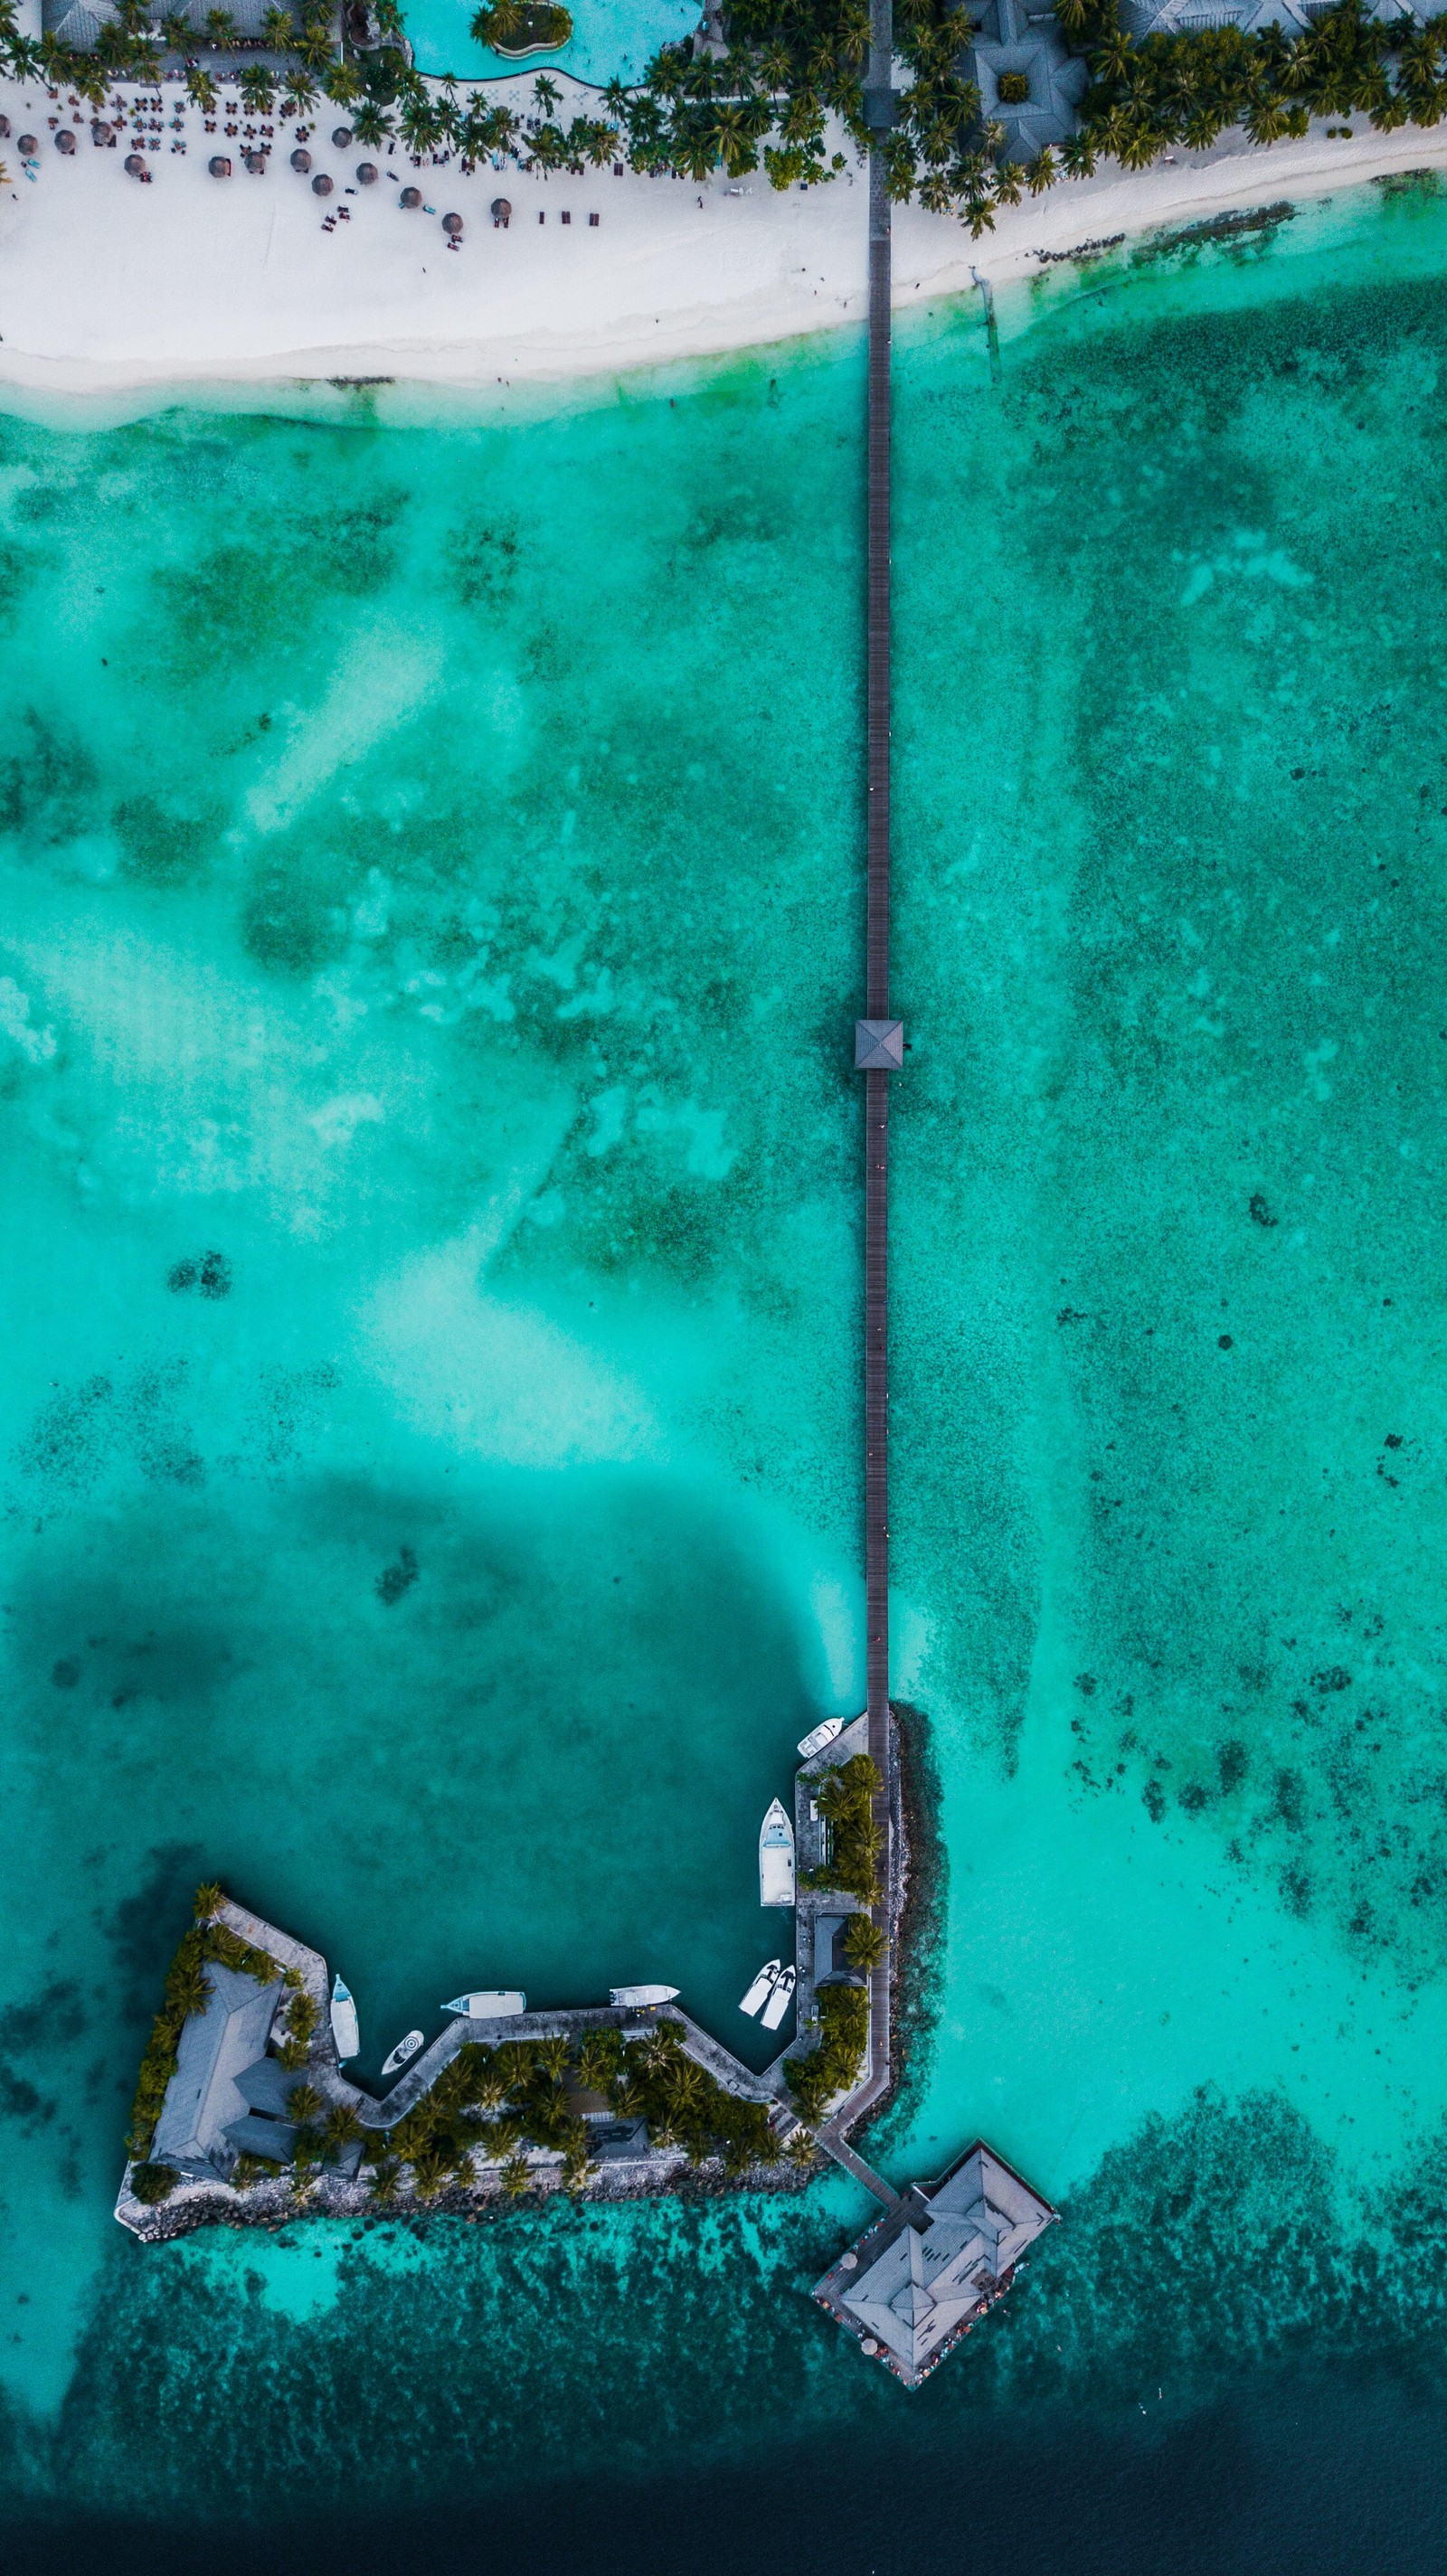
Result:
[739, 1959, 781, 2018]
[761, 1963, 796, 2032]
[608, 1983, 679, 2008]
[329, 1975, 360, 2061]
[759, 1798, 796, 1907]
[798, 1715, 846, 1761]
[441, 1990, 527, 2020]
[380, 2029, 424, 2077]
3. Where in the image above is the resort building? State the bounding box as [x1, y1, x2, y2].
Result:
[151, 1958, 288, 2182]
[813, 2142, 1056, 2388]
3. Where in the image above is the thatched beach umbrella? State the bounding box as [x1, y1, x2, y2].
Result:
[125, 152, 146, 177]
[0, 116, 11, 137]
[209, 155, 232, 176]
[491, 197, 511, 226]
[331, 125, 352, 147]
[290, 146, 310, 171]
[92, 122, 113, 146]
[399, 184, 421, 208]
[17, 136, 37, 156]
[355, 162, 377, 184]
[244, 149, 266, 174]
[55, 129, 76, 154]
[312, 172, 332, 195]
[442, 212, 462, 238]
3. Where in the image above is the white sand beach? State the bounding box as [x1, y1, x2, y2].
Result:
[3, 70, 1447, 399]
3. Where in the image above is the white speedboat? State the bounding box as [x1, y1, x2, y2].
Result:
[798, 1715, 846, 1761]
[739, 1959, 781, 2018]
[608, 1984, 679, 2008]
[329, 1976, 359, 2062]
[761, 1964, 796, 2032]
[759, 1798, 796, 1907]
[441, 1990, 526, 2020]
[380, 2029, 424, 2077]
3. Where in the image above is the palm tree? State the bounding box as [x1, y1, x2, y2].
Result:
[260, 3, 294, 43]
[204, 7, 238, 50]
[369, 2154, 400, 2204]
[161, 11, 192, 52]
[534, 71, 561, 112]
[355, 97, 390, 143]
[602, 73, 630, 118]
[322, 2103, 363, 2158]
[241, 62, 275, 110]
[500, 2153, 531, 2198]
[281, 72, 317, 114]
[1026, 146, 1057, 193]
[534, 2034, 570, 2081]
[193, 1881, 224, 1920]
[324, 59, 362, 104]
[843, 1914, 887, 1970]
[1058, 127, 1097, 175]
[167, 1958, 211, 2018]
[287, 2082, 325, 2126]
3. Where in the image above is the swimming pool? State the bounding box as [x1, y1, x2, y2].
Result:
[403, 0, 700, 88]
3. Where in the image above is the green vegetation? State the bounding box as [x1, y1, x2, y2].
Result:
[275, 1986, 318, 2070]
[786, 1981, 869, 2123]
[997, 70, 1029, 104]
[376, 2022, 778, 2198]
[1062, 0, 1447, 176]
[469, 0, 573, 52]
[127, 1884, 282, 2159]
[128, 2159, 179, 2204]
[800, 1754, 884, 1904]
[843, 1911, 887, 1971]
[231, 2151, 283, 2188]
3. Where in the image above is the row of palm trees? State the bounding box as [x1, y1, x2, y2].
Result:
[1064, 0, 1447, 175]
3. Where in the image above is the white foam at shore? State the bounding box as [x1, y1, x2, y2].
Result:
[3, 70, 1447, 400]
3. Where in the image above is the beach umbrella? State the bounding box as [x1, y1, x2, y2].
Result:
[442, 212, 462, 237]
[55, 129, 76, 154]
[355, 161, 377, 184]
[125, 152, 147, 176]
[209, 155, 232, 176]
[0, 116, 10, 137]
[17, 135, 37, 156]
[92, 122, 114, 145]
[290, 146, 310, 171]
[312, 171, 333, 194]
[244, 150, 266, 173]
[491, 196, 511, 225]
[399, 184, 421, 207]
[331, 125, 353, 147]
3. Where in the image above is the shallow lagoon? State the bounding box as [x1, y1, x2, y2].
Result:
[6, 172, 1447, 2557]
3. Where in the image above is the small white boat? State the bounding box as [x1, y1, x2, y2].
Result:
[761, 1964, 796, 2032]
[759, 1798, 796, 1907]
[608, 1984, 679, 2009]
[441, 1990, 527, 2020]
[380, 2029, 424, 2078]
[329, 1976, 360, 2062]
[739, 1959, 781, 2018]
[798, 1715, 846, 1761]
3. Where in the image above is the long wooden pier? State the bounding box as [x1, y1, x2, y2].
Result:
[815, 0, 899, 2195]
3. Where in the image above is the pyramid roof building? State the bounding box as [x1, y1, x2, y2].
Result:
[815, 2142, 1056, 2387]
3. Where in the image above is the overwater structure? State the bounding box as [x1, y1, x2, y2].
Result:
[113, 0, 1056, 2380]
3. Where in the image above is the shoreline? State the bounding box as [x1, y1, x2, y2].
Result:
[3, 77, 1447, 408]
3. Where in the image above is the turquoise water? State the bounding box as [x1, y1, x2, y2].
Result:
[403, 0, 697, 86]
[6, 172, 1447, 2554]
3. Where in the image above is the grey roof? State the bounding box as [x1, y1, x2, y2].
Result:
[589, 2118, 650, 2161]
[224, 2113, 298, 2162]
[152, 1962, 283, 2179]
[855, 1019, 905, 1071]
[814, 1914, 847, 1978]
[233, 2056, 301, 2118]
[963, 0, 1090, 156]
[838, 2146, 1054, 2382]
